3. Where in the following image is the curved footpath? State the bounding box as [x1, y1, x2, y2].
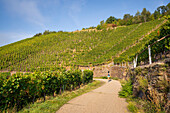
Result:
[56, 79, 129, 113]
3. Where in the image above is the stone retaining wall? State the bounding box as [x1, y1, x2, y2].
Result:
[93, 65, 127, 78]
[128, 58, 170, 112]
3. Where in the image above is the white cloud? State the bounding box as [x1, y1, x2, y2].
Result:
[3, 0, 46, 28]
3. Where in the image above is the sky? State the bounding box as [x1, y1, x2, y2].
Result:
[0, 0, 169, 47]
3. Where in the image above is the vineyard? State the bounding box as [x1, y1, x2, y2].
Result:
[0, 69, 93, 111]
[0, 19, 167, 72]
[0, 15, 170, 113]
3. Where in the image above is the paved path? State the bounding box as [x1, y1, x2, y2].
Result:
[56, 79, 129, 113]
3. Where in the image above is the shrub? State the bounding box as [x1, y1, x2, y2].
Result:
[34, 33, 42, 37]
[43, 30, 50, 35]
[101, 76, 107, 79]
[88, 26, 95, 29]
[96, 25, 102, 30]
[137, 76, 148, 91]
[119, 79, 133, 98]
[128, 102, 138, 113]
[83, 70, 93, 84]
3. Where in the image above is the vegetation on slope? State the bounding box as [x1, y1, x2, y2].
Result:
[0, 19, 165, 71]
[114, 16, 170, 63]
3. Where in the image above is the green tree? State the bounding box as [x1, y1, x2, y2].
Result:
[146, 10, 151, 21]
[149, 14, 155, 21]
[153, 10, 160, 19]
[157, 5, 167, 15]
[112, 20, 118, 25]
[100, 20, 104, 26]
[123, 14, 133, 25]
[166, 3, 170, 15]
[43, 30, 50, 35]
[34, 33, 42, 37]
[133, 10, 141, 24]
[106, 16, 117, 24]
[96, 25, 102, 30]
[118, 19, 126, 26]
[135, 10, 141, 20]
[116, 19, 121, 26]
[141, 8, 151, 22]
[123, 14, 133, 21]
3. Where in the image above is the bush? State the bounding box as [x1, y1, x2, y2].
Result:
[101, 76, 108, 79]
[43, 30, 50, 35]
[34, 33, 42, 37]
[96, 25, 102, 30]
[128, 102, 138, 113]
[83, 70, 93, 84]
[137, 76, 148, 91]
[119, 79, 133, 98]
[88, 26, 95, 29]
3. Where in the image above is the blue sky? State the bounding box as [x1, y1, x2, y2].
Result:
[0, 0, 169, 47]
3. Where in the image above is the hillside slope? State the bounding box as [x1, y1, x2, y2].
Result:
[0, 19, 167, 72]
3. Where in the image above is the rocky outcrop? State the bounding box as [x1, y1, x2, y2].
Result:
[128, 58, 170, 112]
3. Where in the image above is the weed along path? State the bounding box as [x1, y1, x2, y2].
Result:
[56, 79, 129, 113]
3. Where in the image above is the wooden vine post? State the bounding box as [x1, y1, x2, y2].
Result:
[148, 45, 152, 64]
[133, 55, 138, 68]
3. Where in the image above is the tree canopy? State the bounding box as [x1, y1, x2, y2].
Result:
[101, 2, 170, 27]
[106, 16, 117, 24]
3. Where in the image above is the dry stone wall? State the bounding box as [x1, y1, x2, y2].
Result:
[128, 58, 170, 112]
[93, 65, 127, 78]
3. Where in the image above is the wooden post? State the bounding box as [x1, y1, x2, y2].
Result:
[148, 45, 152, 64]
[133, 55, 138, 68]
[136, 55, 138, 66]
[133, 58, 136, 68]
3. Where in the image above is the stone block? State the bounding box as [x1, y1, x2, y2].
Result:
[168, 93, 170, 101]
[158, 72, 165, 76]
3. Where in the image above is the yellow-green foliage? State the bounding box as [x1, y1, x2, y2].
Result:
[0, 69, 93, 112]
[18, 80, 103, 113]
[119, 79, 133, 98]
[127, 102, 138, 113]
[137, 76, 148, 91]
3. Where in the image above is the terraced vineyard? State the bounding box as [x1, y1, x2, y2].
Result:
[0, 19, 167, 72]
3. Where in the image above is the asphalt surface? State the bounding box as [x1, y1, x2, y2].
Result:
[56, 79, 129, 113]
